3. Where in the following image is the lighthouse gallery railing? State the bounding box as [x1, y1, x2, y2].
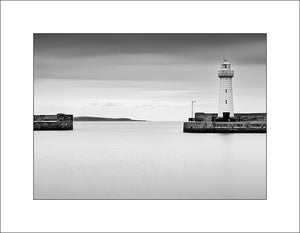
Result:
[218, 70, 234, 77]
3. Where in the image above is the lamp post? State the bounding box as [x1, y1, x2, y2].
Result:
[191, 101, 196, 121]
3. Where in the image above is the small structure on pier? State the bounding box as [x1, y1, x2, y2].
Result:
[34, 113, 73, 130]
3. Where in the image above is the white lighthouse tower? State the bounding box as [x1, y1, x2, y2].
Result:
[217, 59, 235, 120]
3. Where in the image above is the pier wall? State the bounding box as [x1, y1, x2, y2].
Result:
[184, 121, 266, 133]
[195, 112, 266, 122]
[186, 112, 266, 133]
[34, 113, 73, 130]
[234, 113, 266, 122]
[195, 113, 217, 122]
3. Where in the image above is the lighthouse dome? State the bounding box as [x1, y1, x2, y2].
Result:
[221, 59, 231, 70]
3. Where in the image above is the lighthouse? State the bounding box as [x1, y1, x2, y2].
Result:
[217, 59, 235, 121]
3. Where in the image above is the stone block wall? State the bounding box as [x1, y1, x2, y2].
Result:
[195, 113, 218, 122]
[183, 121, 266, 133]
[34, 115, 57, 121]
[234, 113, 266, 122]
[34, 113, 73, 130]
[195, 112, 266, 122]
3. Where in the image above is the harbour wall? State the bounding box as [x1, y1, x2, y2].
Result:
[183, 121, 266, 133]
[184, 113, 266, 133]
[195, 113, 266, 122]
[34, 113, 73, 130]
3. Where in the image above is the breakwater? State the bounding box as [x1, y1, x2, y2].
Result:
[184, 113, 266, 133]
[195, 113, 266, 122]
[34, 113, 73, 130]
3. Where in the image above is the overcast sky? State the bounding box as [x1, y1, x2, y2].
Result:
[34, 34, 266, 121]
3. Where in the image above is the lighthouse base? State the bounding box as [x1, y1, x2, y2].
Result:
[216, 112, 236, 122]
[215, 117, 236, 122]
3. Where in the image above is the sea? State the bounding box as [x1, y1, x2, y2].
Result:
[34, 121, 266, 199]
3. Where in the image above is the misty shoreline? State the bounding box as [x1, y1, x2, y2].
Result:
[73, 116, 146, 122]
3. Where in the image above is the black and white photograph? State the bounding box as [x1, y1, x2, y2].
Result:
[34, 33, 267, 200]
[1, 1, 299, 232]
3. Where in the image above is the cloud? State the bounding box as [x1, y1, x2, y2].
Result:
[34, 34, 266, 81]
[90, 102, 123, 107]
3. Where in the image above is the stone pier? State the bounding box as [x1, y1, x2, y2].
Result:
[34, 113, 73, 130]
[183, 113, 266, 133]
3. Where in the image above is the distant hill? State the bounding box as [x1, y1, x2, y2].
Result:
[73, 116, 146, 122]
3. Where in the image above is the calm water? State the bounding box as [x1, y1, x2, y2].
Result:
[34, 121, 266, 199]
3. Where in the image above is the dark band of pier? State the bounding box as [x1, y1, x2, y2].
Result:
[184, 113, 266, 133]
[34, 113, 73, 130]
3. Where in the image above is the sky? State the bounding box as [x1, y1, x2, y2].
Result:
[34, 33, 266, 121]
